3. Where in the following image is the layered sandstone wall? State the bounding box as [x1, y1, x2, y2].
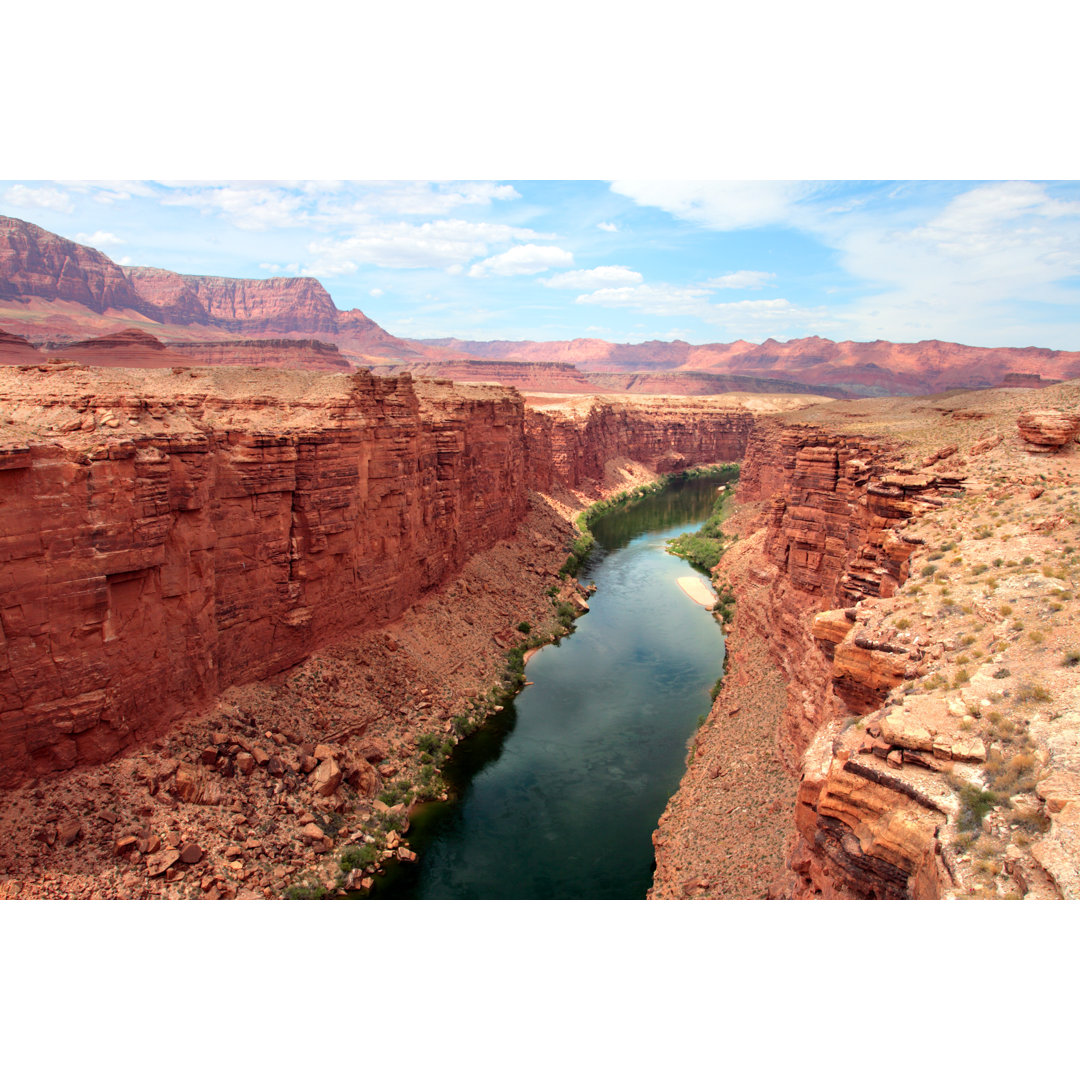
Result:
[710, 420, 974, 898]
[0, 370, 757, 790]
[736, 420, 962, 761]
[525, 399, 754, 490]
[166, 339, 354, 371]
[0, 367, 528, 787]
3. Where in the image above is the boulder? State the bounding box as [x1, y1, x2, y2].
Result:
[147, 848, 181, 877]
[310, 757, 342, 797]
[1017, 409, 1080, 452]
[57, 818, 82, 846]
[173, 763, 227, 806]
[179, 842, 204, 865]
[300, 823, 326, 845]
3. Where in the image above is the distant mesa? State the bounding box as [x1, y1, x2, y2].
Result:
[4, 213, 1080, 395]
[997, 372, 1060, 388]
[51, 328, 188, 368]
[0, 328, 44, 364]
[415, 336, 1080, 397]
[166, 339, 353, 372]
[62, 328, 169, 352]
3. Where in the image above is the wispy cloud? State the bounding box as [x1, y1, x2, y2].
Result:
[574, 282, 713, 316]
[597, 221, 618, 232]
[825, 181, 1080, 341]
[574, 280, 833, 338]
[62, 181, 156, 203]
[161, 185, 307, 230]
[3, 184, 74, 213]
[74, 230, 124, 248]
[610, 179, 1080, 344]
[304, 220, 543, 275]
[706, 270, 776, 290]
[468, 244, 574, 278]
[610, 180, 819, 231]
[342, 182, 520, 218]
[542, 265, 642, 289]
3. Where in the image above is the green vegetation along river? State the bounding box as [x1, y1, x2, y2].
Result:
[371, 474, 728, 899]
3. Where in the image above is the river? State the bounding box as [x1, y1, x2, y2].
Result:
[370, 474, 729, 899]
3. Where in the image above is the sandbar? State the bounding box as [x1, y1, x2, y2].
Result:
[677, 576, 717, 609]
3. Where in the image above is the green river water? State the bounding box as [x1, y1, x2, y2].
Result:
[370, 474, 728, 900]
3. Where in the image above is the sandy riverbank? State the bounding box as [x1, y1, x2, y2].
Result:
[676, 576, 717, 609]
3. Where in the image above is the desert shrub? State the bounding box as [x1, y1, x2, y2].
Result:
[284, 882, 329, 900]
[1063, 650, 1080, 668]
[894, 618, 911, 630]
[1014, 682, 1051, 704]
[956, 783, 998, 833]
[555, 601, 578, 629]
[984, 749, 1039, 797]
[1010, 807, 1051, 836]
[416, 732, 442, 754]
[339, 844, 378, 874]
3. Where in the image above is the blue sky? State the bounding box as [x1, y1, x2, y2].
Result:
[4, 179, 1080, 350]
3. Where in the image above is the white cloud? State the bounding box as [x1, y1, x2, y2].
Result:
[610, 180, 818, 231]
[574, 279, 832, 338]
[62, 181, 155, 203]
[706, 270, 776, 290]
[344, 182, 520, 218]
[613, 180, 1080, 344]
[3, 184, 74, 213]
[468, 244, 574, 278]
[74, 230, 124, 248]
[161, 185, 307, 230]
[597, 221, 618, 232]
[303, 219, 543, 275]
[826, 181, 1080, 342]
[369, 287, 384, 297]
[542, 265, 642, 289]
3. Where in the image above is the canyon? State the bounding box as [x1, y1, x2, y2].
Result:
[0, 364, 762, 898]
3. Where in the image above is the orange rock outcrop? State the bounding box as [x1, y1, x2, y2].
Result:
[1016, 408, 1080, 451]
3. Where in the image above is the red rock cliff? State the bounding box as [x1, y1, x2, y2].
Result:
[525, 397, 755, 491]
[123, 267, 345, 335]
[0, 367, 527, 787]
[0, 372, 761, 790]
[0, 216, 146, 314]
[737, 419, 962, 763]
